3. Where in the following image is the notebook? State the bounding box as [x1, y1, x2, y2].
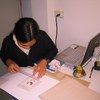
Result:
[55, 33, 100, 67]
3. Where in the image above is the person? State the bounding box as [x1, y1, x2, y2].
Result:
[0, 17, 58, 78]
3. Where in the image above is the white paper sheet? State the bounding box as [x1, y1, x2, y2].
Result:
[18, 77, 41, 91]
[0, 67, 59, 100]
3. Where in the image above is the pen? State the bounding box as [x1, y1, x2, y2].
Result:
[89, 66, 94, 78]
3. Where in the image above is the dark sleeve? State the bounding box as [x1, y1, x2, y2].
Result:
[0, 36, 11, 65]
[39, 30, 58, 62]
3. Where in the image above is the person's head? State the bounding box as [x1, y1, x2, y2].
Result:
[13, 17, 39, 49]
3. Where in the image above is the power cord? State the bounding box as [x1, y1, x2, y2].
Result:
[55, 14, 60, 47]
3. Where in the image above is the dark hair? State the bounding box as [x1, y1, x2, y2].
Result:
[13, 17, 39, 43]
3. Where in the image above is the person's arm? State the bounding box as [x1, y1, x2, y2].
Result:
[40, 30, 58, 62]
[0, 37, 11, 65]
[33, 59, 47, 78]
[6, 59, 20, 73]
[0, 35, 20, 73]
[33, 30, 58, 78]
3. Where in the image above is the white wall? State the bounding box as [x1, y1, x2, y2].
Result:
[54, 0, 100, 52]
[21, 0, 100, 52]
[0, 0, 21, 46]
[0, 0, 21, 76]
[47, 0, 56, 41]
[21, 0, 49, 35]
[21, 0, 32, 17]
[31, 0, 48, 34]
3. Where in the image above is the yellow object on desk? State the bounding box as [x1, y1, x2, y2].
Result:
[73, 65, 86, 78]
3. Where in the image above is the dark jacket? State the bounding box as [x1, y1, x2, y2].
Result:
[0, 30, 58, 67]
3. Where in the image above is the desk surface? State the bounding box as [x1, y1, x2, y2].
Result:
[0, 60, 100, 100]
[58, 60, 100, 94]
[0, 67, 60, 100]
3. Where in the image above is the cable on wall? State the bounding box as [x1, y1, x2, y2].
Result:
[55, 14, 60, 47]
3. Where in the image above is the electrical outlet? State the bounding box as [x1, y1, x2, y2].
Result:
[54, 10, 64, 18]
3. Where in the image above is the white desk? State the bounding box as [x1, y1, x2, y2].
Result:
[0, 61, 100, 100]
[0, 67, 59, 100]
[83, 61, 100, 93]
[58, 60, 100, 94]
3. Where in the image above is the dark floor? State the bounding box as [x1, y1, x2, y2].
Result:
[0, 88, 18, 100]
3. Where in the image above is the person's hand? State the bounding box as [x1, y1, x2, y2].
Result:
[6, 59, 20, 73]
[33, 59, 47, 78]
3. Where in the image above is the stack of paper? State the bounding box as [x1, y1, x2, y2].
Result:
[39, 77, 100, 100]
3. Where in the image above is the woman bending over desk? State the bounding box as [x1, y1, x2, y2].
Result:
[0, 17, 58, 78]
